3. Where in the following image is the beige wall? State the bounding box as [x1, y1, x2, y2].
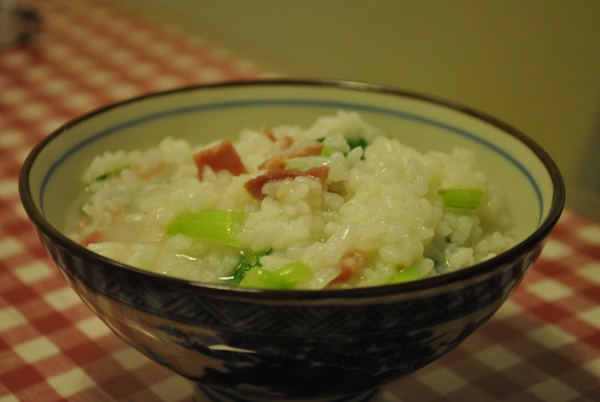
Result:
[109, 0, 600, 218]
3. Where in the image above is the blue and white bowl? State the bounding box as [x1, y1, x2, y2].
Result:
[19, 80, 565, 402]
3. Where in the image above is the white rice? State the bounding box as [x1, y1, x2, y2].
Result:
[69, 111, 515, 289]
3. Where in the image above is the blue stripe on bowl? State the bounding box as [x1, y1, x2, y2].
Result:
[41, 98, 543, 223]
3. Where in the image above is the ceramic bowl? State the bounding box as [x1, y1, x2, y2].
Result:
[20, 80, 565, 402]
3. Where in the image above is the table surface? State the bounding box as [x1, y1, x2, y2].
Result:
[1, 1, 599, 401]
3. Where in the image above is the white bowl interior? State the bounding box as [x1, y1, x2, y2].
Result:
[28, 82, 556, 247]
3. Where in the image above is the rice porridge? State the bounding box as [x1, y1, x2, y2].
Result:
[68, 111, 515, 289]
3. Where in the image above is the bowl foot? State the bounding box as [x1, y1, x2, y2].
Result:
[194, 385, 382, 402]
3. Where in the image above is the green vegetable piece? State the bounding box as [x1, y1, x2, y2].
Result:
[317, 136, 367, 158]
[239, 267, 286, 289]
[274, 261, 313, 284]
[95, 165, 131, 181]
[166, 210, 244, 246]
[346, 137, 368, 160]
[346, 137, 368, 151]
[227, 248, 273, 285]
[388, 265, 421, 284]
[315, 137, 330, 156]
[239, 261, 313, 289]
[438, 188, 484, 209]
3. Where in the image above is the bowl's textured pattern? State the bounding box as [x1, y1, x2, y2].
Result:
[38, 227, 544, 400]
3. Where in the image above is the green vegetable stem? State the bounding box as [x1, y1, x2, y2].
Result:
[438, 188, 484, 209]
[388, 265, 421, 284]
[317, 136, 368, 159]
[225, 248, 273, 285]
[166, 210, 244, 246]
[239, 261, 313, 289]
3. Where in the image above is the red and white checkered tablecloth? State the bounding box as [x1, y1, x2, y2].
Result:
[1, 1, 599, 401]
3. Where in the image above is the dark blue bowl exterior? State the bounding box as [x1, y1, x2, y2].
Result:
[35, 225, 545, 399]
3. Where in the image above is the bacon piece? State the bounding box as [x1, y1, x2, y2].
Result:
[244, 166, 330, 200]
[262, 126, 276, 141]
[132, 162, 167, 179]
[331, 251, 367, 284]
[258, 143, 324, 171]
[80, 230, 102, 247]
[261, 126, 294, 150]
[194, 140, 247, 180]
[277, 136, 294, 150]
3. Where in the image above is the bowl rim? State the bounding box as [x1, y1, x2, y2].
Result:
[19, 78, 566, 301]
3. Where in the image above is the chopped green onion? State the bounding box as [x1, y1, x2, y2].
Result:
[226, 248, 272, 285]
[166, 210, 244, 246]
[438, 188, 484, 209]
[388, 265, 421, 284]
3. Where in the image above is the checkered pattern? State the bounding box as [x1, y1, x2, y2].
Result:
[1, 0, 598, 401]
[386, 208, 600, 402]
